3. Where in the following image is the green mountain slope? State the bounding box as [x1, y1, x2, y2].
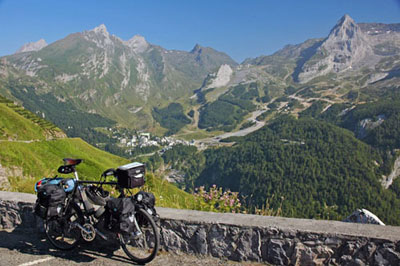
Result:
[0, 95, 65, 140]
[0, 25, 237, 134]
[0, 96, 195, 209]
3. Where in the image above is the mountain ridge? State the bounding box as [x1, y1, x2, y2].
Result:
[1, 15, 399, 141]
[1, 24, 237, 132]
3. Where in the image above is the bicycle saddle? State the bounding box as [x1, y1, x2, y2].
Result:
[63, 158, 83, 166]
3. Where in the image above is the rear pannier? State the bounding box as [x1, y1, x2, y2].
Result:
[105, 197, 136, 233]
[115, 162, 145, 189]
[34, 183, 66, 219]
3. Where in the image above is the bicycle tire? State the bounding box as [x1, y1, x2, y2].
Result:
[119, 208, 160, 264]
[45, 202, 83, 250]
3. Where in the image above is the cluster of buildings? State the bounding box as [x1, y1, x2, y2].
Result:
[119, 133, 157, 148]
[117, 132, 193, 149]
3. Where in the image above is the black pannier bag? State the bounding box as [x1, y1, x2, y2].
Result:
[134, 191, 159, 223]
[34, 200, 47, 219]
[34, 184, 66, 218]
[105, 197, 136, 233]
[115, 162, 145, 189]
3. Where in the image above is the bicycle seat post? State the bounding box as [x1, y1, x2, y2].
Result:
[73, 167, 79, 181]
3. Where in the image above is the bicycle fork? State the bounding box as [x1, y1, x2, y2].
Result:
[132, 213, 142, 237]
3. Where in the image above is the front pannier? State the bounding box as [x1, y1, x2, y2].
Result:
[115, 162, 145, 189]
[134, 191, 159, 223]
[34, 184, 66, 218]
[105, 197, 136, 233]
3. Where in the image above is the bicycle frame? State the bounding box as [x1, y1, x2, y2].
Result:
[41, 160, 160, 263]
[63, 167, 140, 240]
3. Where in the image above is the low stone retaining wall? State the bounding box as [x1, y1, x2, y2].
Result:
[1, 191, 400, 265]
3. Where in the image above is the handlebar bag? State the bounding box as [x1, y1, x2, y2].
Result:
[115, 162, 145, 189]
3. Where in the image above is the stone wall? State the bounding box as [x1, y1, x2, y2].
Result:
[1, 191, 400, 265]
[159, 219, 400, 265]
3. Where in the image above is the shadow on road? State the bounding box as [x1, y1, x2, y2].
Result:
[0, 226, 137, 265]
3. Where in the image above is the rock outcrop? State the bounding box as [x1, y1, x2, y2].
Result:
[15, 39, 47, 54]
[343, 209, 386, 225]
[298, 14, 374, 83]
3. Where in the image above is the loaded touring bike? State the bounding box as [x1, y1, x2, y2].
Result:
[33, 158, 160, 264]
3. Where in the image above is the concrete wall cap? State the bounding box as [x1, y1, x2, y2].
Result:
[0, 191, 37, 203]
[1, 191, 399, 241]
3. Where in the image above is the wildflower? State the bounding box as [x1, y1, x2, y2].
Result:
[230, 199, 234, 206]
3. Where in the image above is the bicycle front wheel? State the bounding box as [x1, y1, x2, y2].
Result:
[45, 202, 83, 250]
[119, 208, 160, 264]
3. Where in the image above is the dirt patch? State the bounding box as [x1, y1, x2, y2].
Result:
[0, 163, 11, 190]
[0, 164, 24, 191]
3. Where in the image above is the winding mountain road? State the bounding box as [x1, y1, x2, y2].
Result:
[194, 107, 269, 147]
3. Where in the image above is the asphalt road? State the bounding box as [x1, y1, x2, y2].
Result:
[0, 229, 264, 266]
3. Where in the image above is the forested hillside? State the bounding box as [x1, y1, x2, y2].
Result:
[168, 116, 400, 225]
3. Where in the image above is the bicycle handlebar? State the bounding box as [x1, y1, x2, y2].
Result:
[77, 180, 117, 185]
[102, 168, 116, 177]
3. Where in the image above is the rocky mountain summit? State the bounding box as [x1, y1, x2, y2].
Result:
[241, 14, 399, 86]
[298, 14, 375, 83]
[15, 39, 47, 53]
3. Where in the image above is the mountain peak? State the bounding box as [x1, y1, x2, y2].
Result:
[125, 35, 149, 53]
[329, 14, 358, 39]
[190, 44, 203, 53]
[15, 39, 48, 54]
[91, 24, 109, 35]
[324, 14, 367, 49]
[339, 14, 354, 25]
[297, 14, 373, 83]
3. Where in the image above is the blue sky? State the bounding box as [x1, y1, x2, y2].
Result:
[0, 0, 399, 62]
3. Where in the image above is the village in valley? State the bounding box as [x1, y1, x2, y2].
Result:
[106, 127, 195, 156]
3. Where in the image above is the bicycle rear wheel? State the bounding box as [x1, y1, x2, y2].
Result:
[119, 208, 160, 264]
[45, 202, 83, 250]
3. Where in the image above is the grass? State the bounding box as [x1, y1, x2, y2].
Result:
[139, 174, 196, 209]
[1, 138, 128, 192]
[1, 137, 197, 208]
[0, 101, 62, 141]
[0, 94, 197, 209]
[176, 130, 215, 140]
